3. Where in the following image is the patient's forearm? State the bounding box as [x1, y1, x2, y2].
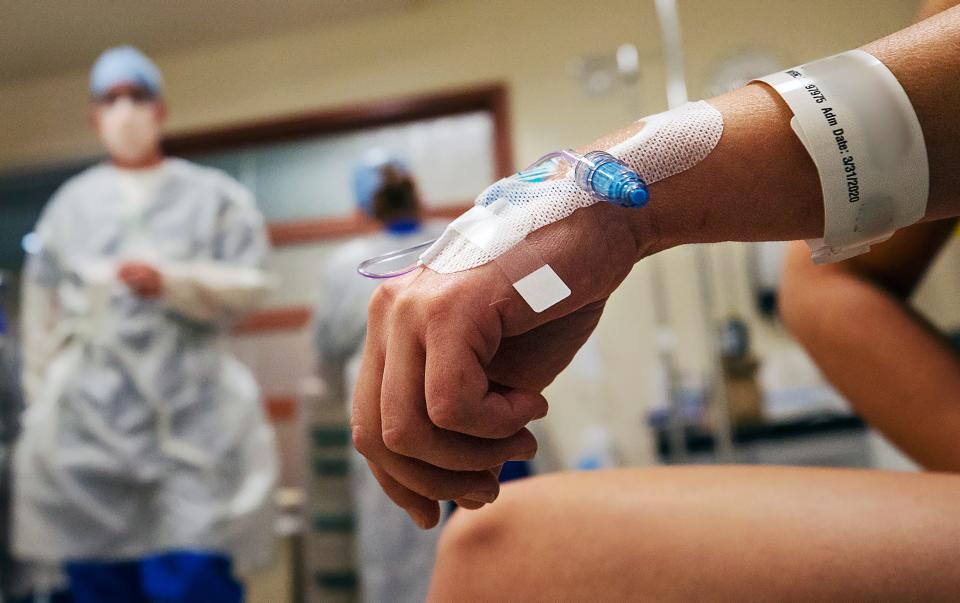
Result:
[781, 244, 960, 472]
[603, 7, 960, 257]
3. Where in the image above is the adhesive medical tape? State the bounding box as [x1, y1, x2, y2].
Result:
[422, 101, 723, 276]
[448, 201, 571, 313]
[755, 50, 928, 264]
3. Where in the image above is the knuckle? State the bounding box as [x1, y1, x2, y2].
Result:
[381, 423, 416, 456]
[351, 426, 377, 458]
[422, 289, 457, 326]
[379, 397, 420, 456]
[393, 288, 422, 316]
[426, 394, 463, 431]
[368, 283, 397, 314]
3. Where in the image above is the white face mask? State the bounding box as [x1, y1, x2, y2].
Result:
[96, 97, 162, 164]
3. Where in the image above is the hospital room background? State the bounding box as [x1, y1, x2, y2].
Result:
[1, 1, 957, 601]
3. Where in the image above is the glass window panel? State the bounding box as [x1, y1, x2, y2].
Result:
[184, 111, 496, 223]
[188, 149, 250, 184]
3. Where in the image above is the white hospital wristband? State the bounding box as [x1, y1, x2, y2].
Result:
[755, 50, 928, 264]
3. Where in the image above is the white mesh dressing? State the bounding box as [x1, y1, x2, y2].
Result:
[422, 101, 723, 274]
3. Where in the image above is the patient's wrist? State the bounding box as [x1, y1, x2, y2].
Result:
[625, 85, 823, 258]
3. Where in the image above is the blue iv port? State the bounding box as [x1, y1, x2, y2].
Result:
[580, 151, 649, 208]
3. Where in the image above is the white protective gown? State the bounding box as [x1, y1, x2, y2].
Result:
[13, 158, 277, 569]
[313, 222, 447, 603]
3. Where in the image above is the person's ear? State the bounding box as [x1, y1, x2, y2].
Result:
[88, 103, 101, 132]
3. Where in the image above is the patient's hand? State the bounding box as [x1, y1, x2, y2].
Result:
[351, 200, 651, 528]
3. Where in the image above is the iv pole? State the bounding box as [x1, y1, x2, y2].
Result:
[653, 0, 736, 462]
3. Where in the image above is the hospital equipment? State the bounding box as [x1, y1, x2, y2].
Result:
[419, 101, 721, 279]
[356, 149, 648, 279]
[354, 100, 723, 317]
[356, 100, 722, 315]
[515, 149, 648, 207]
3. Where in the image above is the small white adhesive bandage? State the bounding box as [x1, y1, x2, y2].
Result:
[448, 200, 571, 312]
[512, 266, 571, 313]
[755, 50, 928, 263]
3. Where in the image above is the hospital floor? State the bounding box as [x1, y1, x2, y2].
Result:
[244, 536, 295, 603]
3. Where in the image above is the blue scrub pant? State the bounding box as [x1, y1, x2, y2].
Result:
[65, 552, 243, 603]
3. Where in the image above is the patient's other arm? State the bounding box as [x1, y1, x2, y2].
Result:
[780, 220, 960, 471]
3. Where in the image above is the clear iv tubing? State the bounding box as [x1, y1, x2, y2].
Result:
[357, 239, 437, 279]
[357, 149, 648, 279]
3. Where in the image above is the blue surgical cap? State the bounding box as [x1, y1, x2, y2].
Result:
[89, 46, 163, 98]
[353, 149, 409, 216]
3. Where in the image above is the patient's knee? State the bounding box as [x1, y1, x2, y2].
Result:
[443, 501, 512, 555]
[429, 497, 519, 600]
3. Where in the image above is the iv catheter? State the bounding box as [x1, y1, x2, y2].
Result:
[357, 149, 648, 279]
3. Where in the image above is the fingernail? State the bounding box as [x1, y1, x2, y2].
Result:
[464, 489, 498, 504]
[510, 447, 537, 461]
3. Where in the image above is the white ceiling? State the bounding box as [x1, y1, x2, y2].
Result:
[0, 0, 414, 83]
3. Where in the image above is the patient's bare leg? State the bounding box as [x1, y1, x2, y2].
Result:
[429, 466, 960, 602]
